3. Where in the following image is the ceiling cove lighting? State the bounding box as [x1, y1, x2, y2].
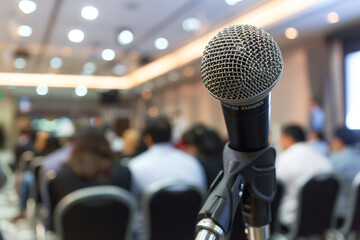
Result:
[117, 30, 134, 45]
[327, 12, 340, 24]
[101, 49, 115, 61]
[18, 25, 33, 37]
[18, 0, 37, 14]
[68, 29, 84, 43]
[0, 0, 327, 89]
[285, 27, 298, 39]
[81, 6, 99, 20]
[154, 38, 169, 50]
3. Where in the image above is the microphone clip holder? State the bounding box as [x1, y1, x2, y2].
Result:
[196, 143, 276, 240]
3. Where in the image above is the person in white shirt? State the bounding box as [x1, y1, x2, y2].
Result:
[129, 116, 207, 198]
[129, 116, 207, 239]
[276, 125, 332, 227]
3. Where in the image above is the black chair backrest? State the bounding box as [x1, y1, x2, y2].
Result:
[54, 186, 135, 240]
[142, 180, 204, 240]
[292, 173, 341, 238]
[341, 172, 360, 234]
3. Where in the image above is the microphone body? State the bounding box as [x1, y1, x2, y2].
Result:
[195, 24, 283, 240]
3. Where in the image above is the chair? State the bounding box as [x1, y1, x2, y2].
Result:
[336, 172, 360, 239]
[276, 173, 342, 240]
[54, 186, 135, 240]
[142, 180, 205, 240]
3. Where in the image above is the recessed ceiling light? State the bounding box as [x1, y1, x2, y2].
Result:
[224, 0, 243, 6]
[36, 84, 48, 96]
[81, 6, 99, 20]
[75, 85, 88, 97]
[168, 71, 179, 82]
[148, 106, 159, 117]
[17, 25, 32, 37]
[101, 49, 115, 61]
[50, 57, 63, 69]
[155, 38, 169, 50]
[182, 18, 201, 31]
[113, 64, 127, 76]
[285, 27, 298, 40]
[183, 66, 195, 77]
[117, 30, 134, 45]
[327, 12, 340, 24]
[14, 58, 27, 69]
[18, 0, 37, 14]
[83, 62, 97, 74]
[68, 29, 84, 43]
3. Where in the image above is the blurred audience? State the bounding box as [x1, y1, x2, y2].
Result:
[180, 124, 223, 188]
[47, 126, 132, 230]
[309, 98, 325, 134]
[129, 116, 206, 239]
[119, 128, 143, 165]
[329, 126, 360, 220]
[0, 126, 15, 192]
[14, 129, 35, 170]
[306, 131, 328, 155]
[129, 116, 207, 197]
[276, 124, 332, 227]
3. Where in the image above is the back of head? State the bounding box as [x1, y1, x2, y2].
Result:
[182, 124, 223, 158]
[282, 125, 306, 143]
[68, 126, 114, 180]
[144, 116, 172, 144]
[334, 126, 357, 146]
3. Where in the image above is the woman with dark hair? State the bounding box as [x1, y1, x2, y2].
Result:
[47, 126, 132, 229]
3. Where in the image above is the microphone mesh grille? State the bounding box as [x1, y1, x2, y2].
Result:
[201, 24, 283, 105]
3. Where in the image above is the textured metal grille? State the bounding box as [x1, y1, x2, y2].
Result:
[201, 24, 283, 105]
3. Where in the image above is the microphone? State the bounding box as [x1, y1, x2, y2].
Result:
[196, 24, 283, 239]
[201, 24, 283, 151]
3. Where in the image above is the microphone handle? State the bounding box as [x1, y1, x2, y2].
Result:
[221, 95, 271, 152]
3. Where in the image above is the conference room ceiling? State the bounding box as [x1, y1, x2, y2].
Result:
[1, 0, 360, 99]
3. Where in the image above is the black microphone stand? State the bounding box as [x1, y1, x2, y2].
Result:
[195, 143, 276, 240]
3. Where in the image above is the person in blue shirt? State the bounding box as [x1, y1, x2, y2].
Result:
[329, 126, 360, 220]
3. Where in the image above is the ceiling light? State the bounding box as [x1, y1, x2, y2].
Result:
[148, 106, 159, 117]
[183, 66, 195, 77]
[75, 85, 88, 96]
[285, 27, 298, 39]
[17, 25, 32, 37]
[18, 0, 37, 14]
[14, 58, 27, 69]
[224, 0, 243, 6]
[50, 57, 63, 69]
[182, 18, 201, 31]
[117, 30, 134, 45]
[155, 38, 169, 50]
[113, 64, 127, 76]
[36, 84, 48, 96]
[168, 71, 179, 82]
[81, 6, 99, 20]
[327, 12, 340, 24]
[101, 49, 115, 61]
[68, 29, 84, 43]
[83, 62, 97, 74]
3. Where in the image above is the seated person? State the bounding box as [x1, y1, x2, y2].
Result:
[329, 126, 360, 220]
[276, 124, 332, 227]
[47, 126, 131, 230]
[180, 124, 223, 188]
